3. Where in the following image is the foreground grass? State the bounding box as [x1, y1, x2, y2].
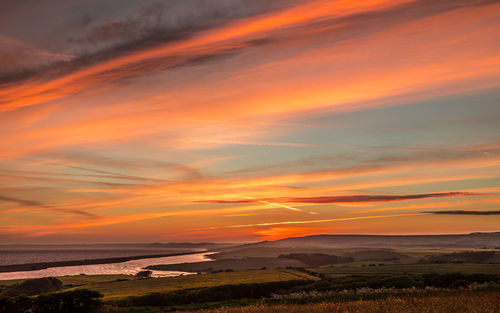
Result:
[68, 269, 317, 300]
[191, 291, 500, 313]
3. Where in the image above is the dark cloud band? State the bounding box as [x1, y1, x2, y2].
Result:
[1, 0, 495, 87]
[423, 210, 500, 215]
[202, 192, 486, 204]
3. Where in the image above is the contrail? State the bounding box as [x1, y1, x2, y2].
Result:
[244, 196, 304, 212]
[258, 200, 303, 212]
[202, 212, 430, 229]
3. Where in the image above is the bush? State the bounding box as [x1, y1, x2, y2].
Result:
[136, 270, 153, 279]
[35, 289, 102, 313]
[0, 289, 102, 313]
[419, 251, 497, 264]
[0, 294, 34, 313]
[423, 273, 500, 288]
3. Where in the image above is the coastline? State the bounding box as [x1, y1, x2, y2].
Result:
[0, 250, 206, 273]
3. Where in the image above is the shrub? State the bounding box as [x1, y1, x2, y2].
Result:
[136, 270, 153, 279]
[35, 289, 102, 313]
[0, 294, 34, 313]
[0, 289, 102, 313]
[422, 273, 500, 288]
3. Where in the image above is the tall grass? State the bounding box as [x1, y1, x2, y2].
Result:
[198, 291, 500, 313]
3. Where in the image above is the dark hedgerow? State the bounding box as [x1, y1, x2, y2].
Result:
[422, 273, 500, 288]
[0, 294, 34, 313]
[0, 289, 102, 313]
[116, 280, 313, 307]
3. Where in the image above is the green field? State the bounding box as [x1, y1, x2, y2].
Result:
[61, 269, 317, 300]
[311, 262, 500, 277]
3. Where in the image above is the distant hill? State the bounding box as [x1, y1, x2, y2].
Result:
[148, 242, 235, 250]
[225, 232, 500, 251]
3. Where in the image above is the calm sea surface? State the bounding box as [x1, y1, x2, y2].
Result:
[0, 250, 213, 280]
[0, 248, 199, 266]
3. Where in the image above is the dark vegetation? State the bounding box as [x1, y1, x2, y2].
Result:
[136, 270, 153, 279]
[0, 289, 102, 313]
[346, 250, 408, 262]
[173, 291, 500, 313]
[0, 277, 102, 313]
[297, 273, 500, 291]
[419, 251, 499, 264]
[115, 280, 311, 308]
[278, 253, 353, 267]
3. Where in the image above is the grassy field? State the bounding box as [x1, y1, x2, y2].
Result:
[107, 290, 500, 313]
[311, 263, 500, 277]
[193, 291, 500, 313]
[59, 274, 135, 286]
[146, 257, 308, 272]
[64, 269, 317, 300]
[212, 247, 416, 261]
[0, 274, 135, 287]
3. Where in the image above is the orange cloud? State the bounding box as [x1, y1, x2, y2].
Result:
[253, 226, 338, 241]
[0, 0, 413, 112]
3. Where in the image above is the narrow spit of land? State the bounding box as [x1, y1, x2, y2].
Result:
[0, 250, 205, 273]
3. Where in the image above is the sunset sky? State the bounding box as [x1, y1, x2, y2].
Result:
[1, 0, 499, 243]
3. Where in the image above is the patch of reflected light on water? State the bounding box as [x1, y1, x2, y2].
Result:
[0, 252, 214, 280]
